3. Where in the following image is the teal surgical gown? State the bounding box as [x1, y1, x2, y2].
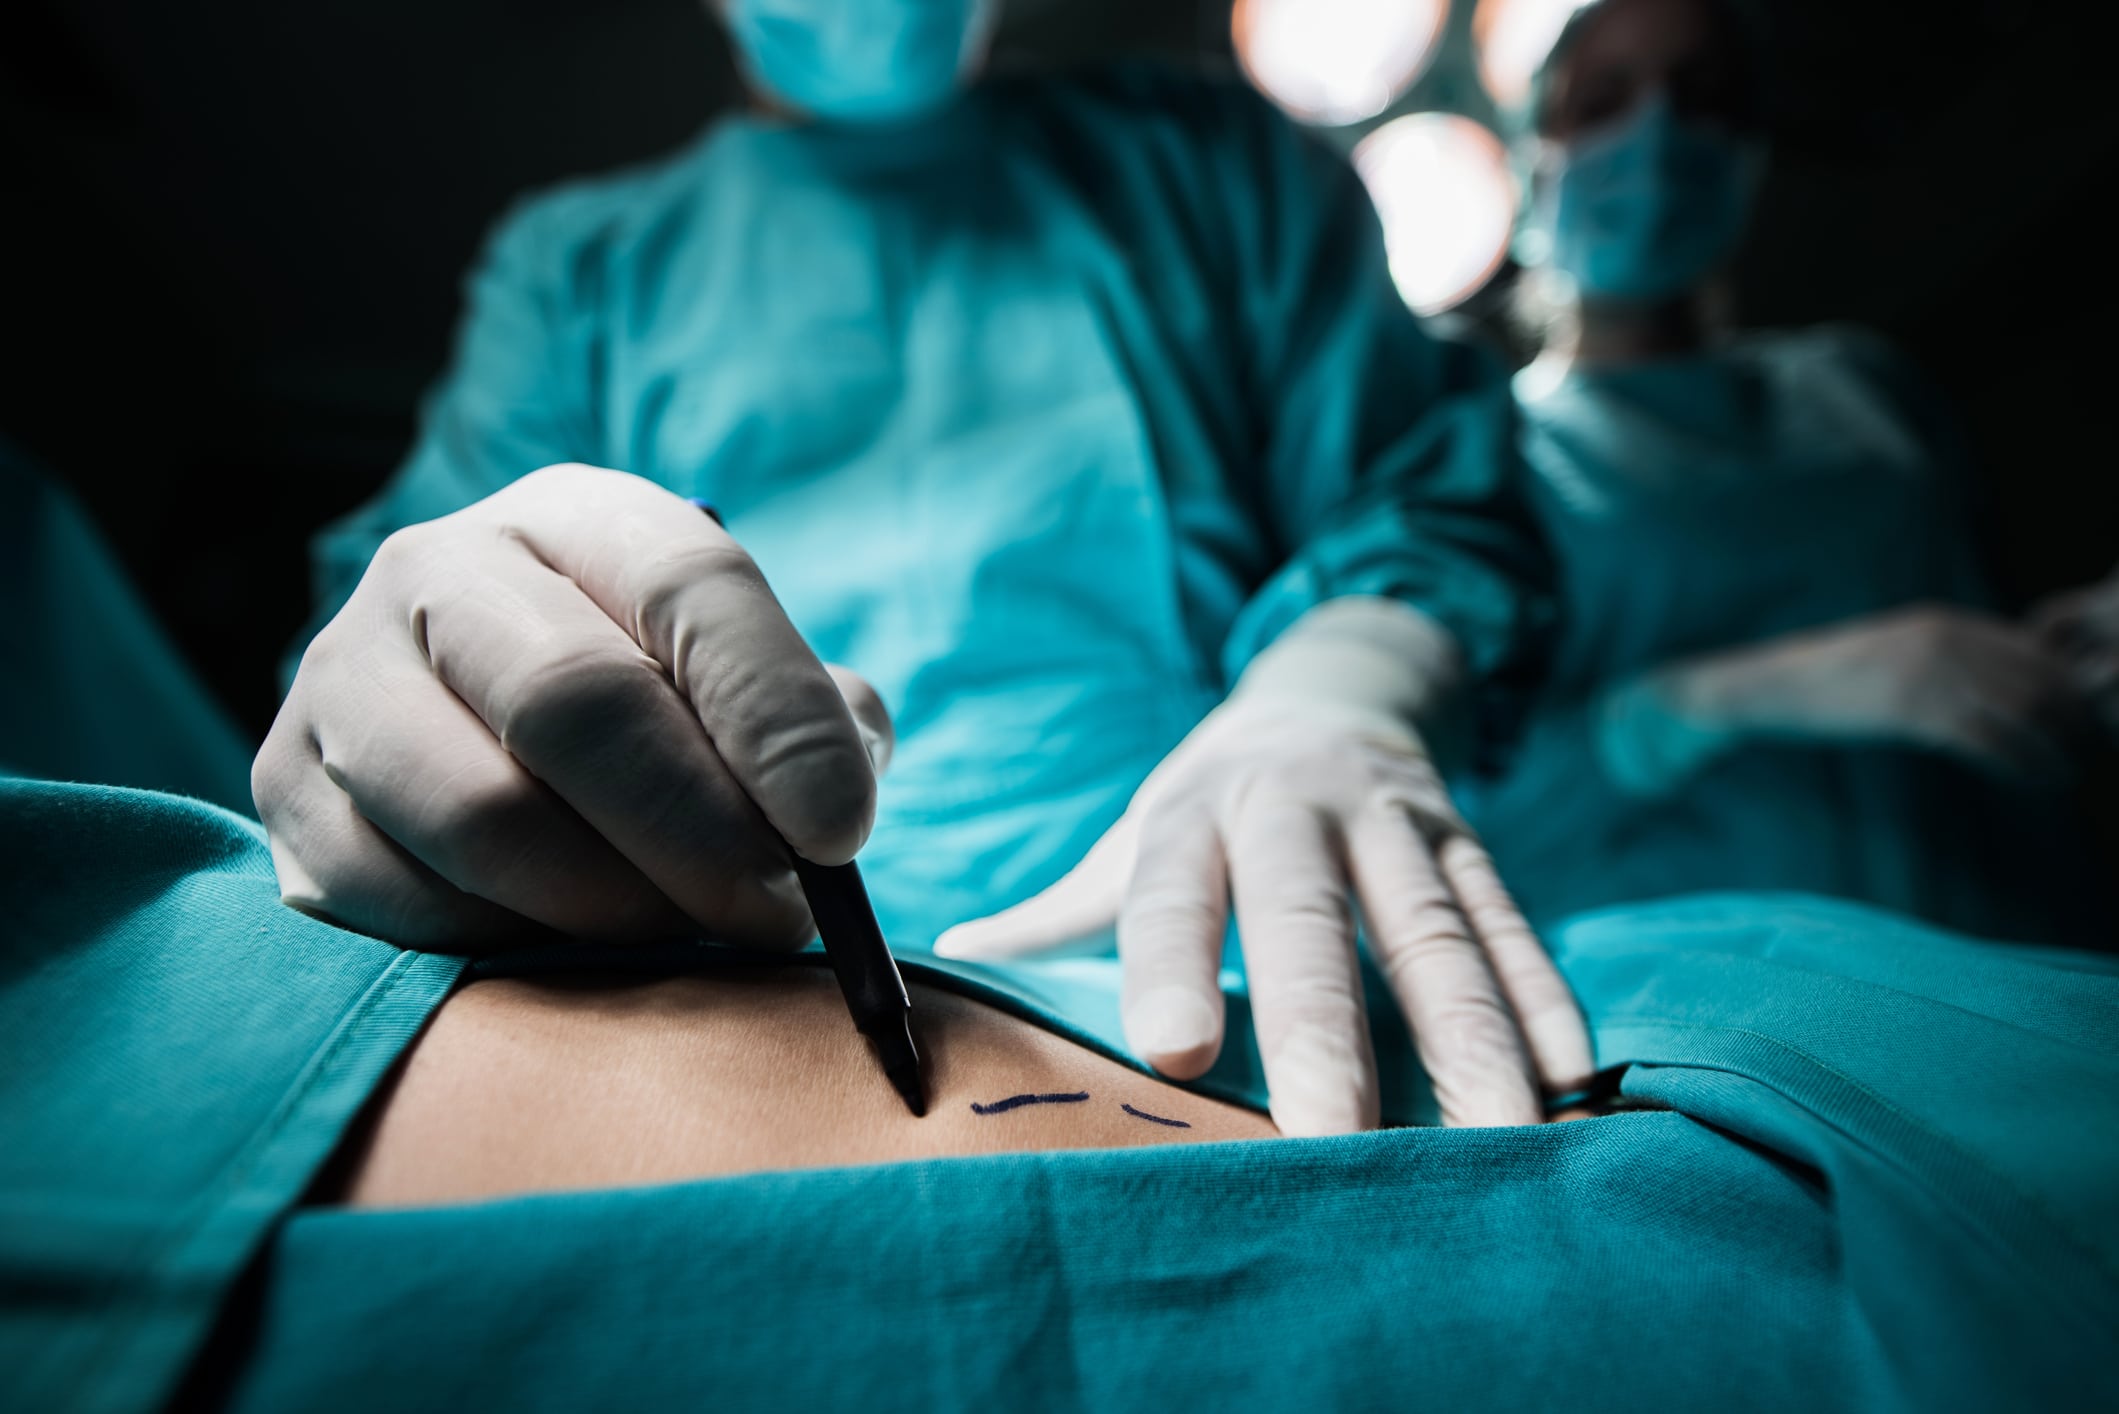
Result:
[1464, 327, 2111, 947]
[1, 440, 254, 814]
[296, 64, 1547, 947]
[4, 777, 2116, 1413]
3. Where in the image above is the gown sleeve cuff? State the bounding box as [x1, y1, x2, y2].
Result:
[1228, 597, 1468, 752]
[1594, 671, 1740, 797]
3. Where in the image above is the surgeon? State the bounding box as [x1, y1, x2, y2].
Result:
[1459, 0, 2112, 945]
[255, 0, 1593, 1135]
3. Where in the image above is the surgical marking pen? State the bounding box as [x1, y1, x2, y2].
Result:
[689, 497, 925, 1117]
[790, 854, 927, 1117]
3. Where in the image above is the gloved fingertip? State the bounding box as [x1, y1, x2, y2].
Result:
[1263, 1026, 1378, 1137]
[856, 721, 893, 778]
[688, 871, 818, 953]
[1436, 1081, 1545, 1128]
[1268, 1093, 1374, 1139]
[1526, 1010, 1597, 1094]
[1123, 986, 1222, 1079]
[755, 864, 808, 928]
[822, 663, 895, 778]
[935, 907, 1094, 959]
[931, 922, 1007, 959]
[271, 854, 329, 916]
[786, 802, 875, 870]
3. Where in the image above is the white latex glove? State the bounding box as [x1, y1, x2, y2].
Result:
[1601, 602, 2094, 795]
[2030, 571, 2119, 740]
[255, 464, 892, 948]
[936, 598, 1595, 1135]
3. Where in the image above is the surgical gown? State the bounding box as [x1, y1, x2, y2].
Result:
[1465, 327, 2111, 947]
[4, 777, 2116, 1413]
[0, 440, 254, 814]
[296, 64, 1547, 947]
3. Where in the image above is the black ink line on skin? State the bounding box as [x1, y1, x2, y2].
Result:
[970, 1091, 1091, 1116]
[1121, 1103, 1191, 1129]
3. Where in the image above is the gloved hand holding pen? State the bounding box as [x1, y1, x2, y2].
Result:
[937, 598, 1596, 1138]
[254, 463, 892, 948]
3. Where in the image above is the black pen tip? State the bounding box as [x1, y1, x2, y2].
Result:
[873, 1014, 926, 1117]
[888, 1060, 927, 1118]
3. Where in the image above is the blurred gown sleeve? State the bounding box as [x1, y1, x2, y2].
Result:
[0, 441, 257, 813]
[1827, 326, 1991, 604]
[283, 197, 608, 687]
[1571, 325, 1996, 800]
[1211, 89, 1554, 691]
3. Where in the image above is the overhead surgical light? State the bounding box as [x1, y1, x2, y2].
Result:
[1474, 0, 1596, 111]
[1353, 112, 1517, 315]
[1232, 0, 1450, 127]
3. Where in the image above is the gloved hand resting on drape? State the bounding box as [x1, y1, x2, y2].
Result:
[938, 598, 1593, 1136]
[2031, 570, 2119, 742]
[1594, 603, 2096, 795]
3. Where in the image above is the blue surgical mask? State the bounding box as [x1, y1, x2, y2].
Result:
[1539, 90, 1764, 300]
[721, 0, 997, 124]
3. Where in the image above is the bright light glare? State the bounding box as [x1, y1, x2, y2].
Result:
[1354, 113, 1517, 315]
[1474, 0, 1595, 111]
[1233, 0, 1449, 127]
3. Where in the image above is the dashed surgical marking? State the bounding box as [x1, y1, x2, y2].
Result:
[969, 1091, 1090, 1115]
[1121, 1103, 1191, 1129]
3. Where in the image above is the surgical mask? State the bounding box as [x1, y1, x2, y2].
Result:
[720, 0, 998, 124]
[1538, 90, 1764, 301]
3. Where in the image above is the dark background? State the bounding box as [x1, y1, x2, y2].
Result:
[5, 0, 2115, 735]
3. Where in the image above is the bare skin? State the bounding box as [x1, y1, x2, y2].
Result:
[324, 969, 1281, 1208]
